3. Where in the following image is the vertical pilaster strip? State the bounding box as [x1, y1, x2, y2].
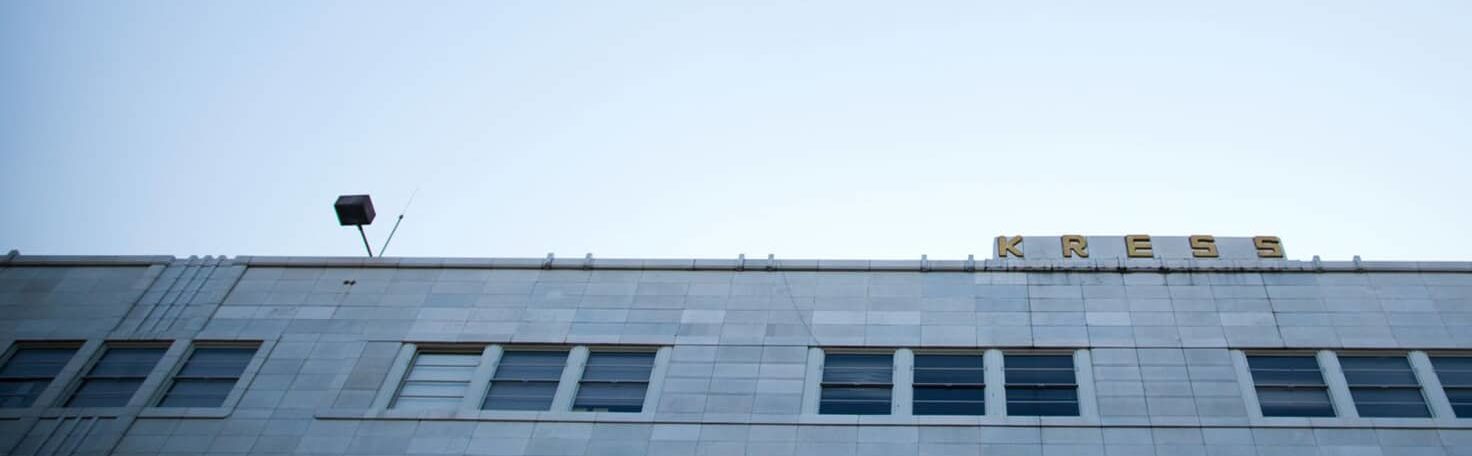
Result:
[1410, 351, 1457, 420]
[1075, 349, 1099, 419]
[801, 347, 824, 414]
[893, 348, 914, 416]
[1231, 350, 1264, 419]
[461, 345, 502, 412]
[641, 346, 673, 415]
[370, 343, 417, 410]
[551, 346, 590, 412]
[984, 349, 1006, 417]
[1317, 350, 1358, 418]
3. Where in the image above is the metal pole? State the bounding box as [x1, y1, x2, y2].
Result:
[357, 225, 375, 257]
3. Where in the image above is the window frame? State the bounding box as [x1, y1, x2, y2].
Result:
[482, 347, 570, 411]
[0, 341, 84, 410]
[1336, 352, 1431, 418]
[818, 349, 896, 416]
[571, 348, 659, 413]
[389, 344, 487, 411]
[149, 341, 263, 409]
[1242, 351, 1337, 418]
[1002, 350, 1081, 417]
[60, 341, 172, 409]
[911, 350, 986, 416]
[364, 343, 669, 418]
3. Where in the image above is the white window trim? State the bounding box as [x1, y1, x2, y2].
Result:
[803, 347, 1096, 425]
[0, 339, 89, 417]
[138, 339, 273, 418]
[1234, 349, 1463, 427]
[370, 343, 669, 420]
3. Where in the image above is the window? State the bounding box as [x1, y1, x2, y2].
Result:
[0, 345, 79, 408]
[1246, 355, 1334, 417]
[157, 346, 257, 407]
[484, 350, 568, 411]
[913, 354, 985, 416]
[819, 353, 893, 415]
[1004, 354, 1078, 416]
[66, 345, 167, 407]
[1339, 355, 1429, 418]
[1432, 356, 1472, 418]
[392, 350, 480, 410]
[572, 352, 655, 413]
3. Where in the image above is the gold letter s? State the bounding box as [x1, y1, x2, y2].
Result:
[1189, 235, 1218, 258]
[1254, 236, 1284, 258]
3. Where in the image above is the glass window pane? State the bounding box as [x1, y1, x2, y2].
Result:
[1248, 356, 1321, 370]
[177, 348, 255, 378]
[914, 386, 984, 416]
[823, 354, 893, 384]
[89, 348, 166, 377]
[494, 352, 568, 381]
[1006, 355, 1073, 369]
[1340, 356, 1419, 386]
[1257, 387, 1335, 417]
[0, 348, 78, 377]
[0, 380, 51, 408]
[819, 386, 891, 415]
[416, 353, 482, 366]
[581, 353, 654, 382]
[1007, 386, 1079, 402]
[393, 397, 462, 410]
[1005, 369, 1075, 385]
[483, 381, 558, 411]
[158, 379, 235, 408]
[914, 354, 983, 385]
[405, 366, 476, 382]
[572, 382, 648, 413]
[399, 382, 469, 398]
[915, 355, 983, 369]
[1249, 369, 1328, 386]
[66, 379, 144, 407]
[1008, 401, 1080, 416]
[1247, 355, 1326, 387]
[1435, 371, 1472, 387]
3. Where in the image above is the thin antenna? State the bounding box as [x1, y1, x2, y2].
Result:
[378, 186, 420, 257]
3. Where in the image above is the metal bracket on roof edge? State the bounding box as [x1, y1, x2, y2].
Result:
[543, 253, 554, 269]
[965, 254, 975, 272]
[736, 254, 746, 271]
[583, 253, 593, 270]
[1312, 255, 1323, 271]
[1353, 255, 1363, 271]
[766, 254, 776, 271]
[3, 250, 17, 264]
[920, 255, 930, 272]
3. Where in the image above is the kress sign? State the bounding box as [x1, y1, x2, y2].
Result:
[993, 235, 1285, 260]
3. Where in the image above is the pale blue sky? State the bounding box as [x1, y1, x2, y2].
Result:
[2, 1, 1468, 261]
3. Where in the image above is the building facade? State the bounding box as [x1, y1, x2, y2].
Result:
[1, 236, 1471, 455]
